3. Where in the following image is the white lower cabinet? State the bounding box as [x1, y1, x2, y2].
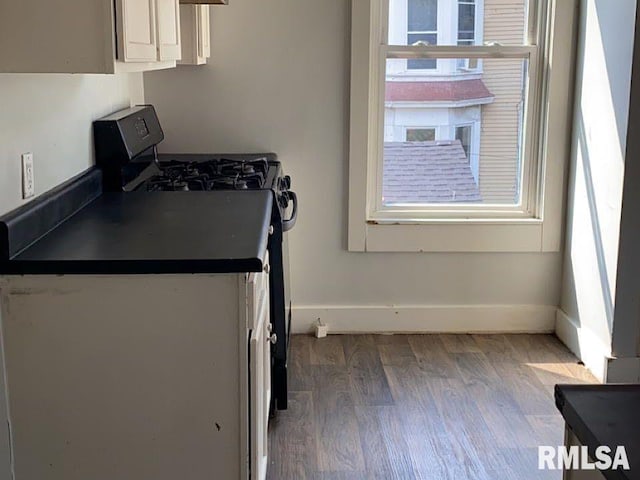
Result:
[249, 282, 271, 480]
[0, 263, 271, 479]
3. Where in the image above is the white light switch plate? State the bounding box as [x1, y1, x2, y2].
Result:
[21, 153, 35, 199]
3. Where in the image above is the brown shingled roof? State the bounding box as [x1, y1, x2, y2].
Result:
[383, 141, 482, 204]
[385, 79, 493, 103]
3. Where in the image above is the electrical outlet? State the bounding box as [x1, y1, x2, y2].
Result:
[21, 153, 35, 199]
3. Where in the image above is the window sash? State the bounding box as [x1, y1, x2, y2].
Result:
[367, 0, 546, 220]
[383, 44, 536, 58]
[457, 1, 476, 41]
[370, 42, 541, 219]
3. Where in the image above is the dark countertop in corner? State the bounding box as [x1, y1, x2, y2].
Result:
[555, 384, 640, 480]
[0, 188, 273, 275]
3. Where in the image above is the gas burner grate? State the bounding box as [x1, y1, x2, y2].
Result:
[141, 158, 269, 192]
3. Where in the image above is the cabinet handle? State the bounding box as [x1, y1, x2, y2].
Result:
[268, 333, 278, 345]
[264, 264, 271, 274]
[267, 324, 273, 333]
[269, 226, 274, 235]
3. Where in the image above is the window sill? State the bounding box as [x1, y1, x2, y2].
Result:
[367, 217, 543, 225]
[352, 220, 553, 253]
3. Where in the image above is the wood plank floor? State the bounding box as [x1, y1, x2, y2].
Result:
[267, 334, 598, 480]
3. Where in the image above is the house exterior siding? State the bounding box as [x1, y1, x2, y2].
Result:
[479, 0, 526, 203]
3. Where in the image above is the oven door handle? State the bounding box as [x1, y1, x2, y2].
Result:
[282, 191, 298, 232]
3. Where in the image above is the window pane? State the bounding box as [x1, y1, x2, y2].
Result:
[383, 57, 528, 206]
[458, 3, 475, 34]
[408, 32, 437, 46]
[407, 33, 437, 69]
[407, 128, 436, 141]
[388, 0, 528, 46]
[408, 0, 437, 32]
[455, 125, 472, 160]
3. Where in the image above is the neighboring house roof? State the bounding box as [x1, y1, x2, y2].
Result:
[383, 141, 482, 204]
[385, 79, 494, 103]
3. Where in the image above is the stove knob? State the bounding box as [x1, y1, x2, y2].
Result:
[278, 192, 290, 209]
[279, 175, 292, 191]
[268, 226, 274, 235]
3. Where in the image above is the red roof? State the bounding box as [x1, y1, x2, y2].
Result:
[385, 79, 493, 103]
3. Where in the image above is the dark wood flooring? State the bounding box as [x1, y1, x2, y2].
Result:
[267, 334, 597, 480]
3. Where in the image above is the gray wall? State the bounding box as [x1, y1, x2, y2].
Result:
[0, 72, 144, 479]
[0, 74, 144, 216]
[144, 0, 562, 312]
[560, 0, 637, 357]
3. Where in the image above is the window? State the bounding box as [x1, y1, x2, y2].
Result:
[457, 0, 475, 46]
[349, 0, 577, 252]
[407, 0, 438, 69]
[406, 127, 436, 141]
[455, 125, 472, 160]
[457, 0, 479, 69]
[384, 0, 532, 211]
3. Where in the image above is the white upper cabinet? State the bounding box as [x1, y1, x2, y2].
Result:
[157, 0, 182, 61]
[198, 6, 211, 59]
[116, 0, 159, 62]
[178, 5, 211, 66]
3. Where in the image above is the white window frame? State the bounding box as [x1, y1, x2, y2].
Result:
[406, 0, 439, 71]
[388, 0, 486, 76]
[348, 0, 579, 252]
[456, 0, 483, 71]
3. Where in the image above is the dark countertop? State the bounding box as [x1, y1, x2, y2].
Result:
[555, 384, 640, 480]
[0, 190, 273, 275]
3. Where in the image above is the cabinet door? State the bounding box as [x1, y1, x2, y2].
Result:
[197, 5, 211, 59]
[249, 296, 269, 480]
[157, 0, 181, 61]
[116, 0, 158, 62]
[262, 321, 272, 462]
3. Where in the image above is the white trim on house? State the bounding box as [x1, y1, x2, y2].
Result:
[291, 304, 556, 334]
[385, 97, 494, 108]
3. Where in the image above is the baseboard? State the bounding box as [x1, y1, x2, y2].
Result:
[555, 309, 611, 382]
[291, 304, 557, 335]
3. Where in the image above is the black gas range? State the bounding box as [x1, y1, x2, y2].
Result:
[94, 105, 296, 411]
